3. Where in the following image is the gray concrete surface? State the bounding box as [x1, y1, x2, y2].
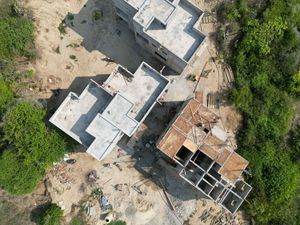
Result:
[112, 0, 206, 73]
[50, 62, 169, 161]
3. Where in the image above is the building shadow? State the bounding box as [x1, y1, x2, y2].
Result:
[45, 74, 109, 116]
[117, 100, 210, 201]
[63, 0, 171, 74]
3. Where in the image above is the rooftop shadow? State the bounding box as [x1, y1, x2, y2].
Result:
[117, 100, 210, 201]
[45, 75, 208, 202]
[45, 74, 109, 115]
[63, 0, 166, 74]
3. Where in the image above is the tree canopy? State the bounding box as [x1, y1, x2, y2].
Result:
[223, 0, 300, 224]
[0, 102, 67, 195]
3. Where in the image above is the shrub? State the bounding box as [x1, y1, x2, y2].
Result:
[0, 79, 14, 116]
[70, 217, 83, 225]
[0, 102, 67, 195]
[0, 17, 34, 58]
[108, 220, 126, 225]
[58, 20, 66, 35]
[39, 204, 63, 225]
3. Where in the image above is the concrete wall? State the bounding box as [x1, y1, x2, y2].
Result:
[112, 0, 188, 73]
[112, 0, 137, 30]
[132, 19, 187, 73]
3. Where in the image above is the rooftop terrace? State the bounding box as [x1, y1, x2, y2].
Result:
[50, 62, 169, 160]
[134, 0, 175, 27]
[145, 1, 204, 60]
[131, 0, 205, 61]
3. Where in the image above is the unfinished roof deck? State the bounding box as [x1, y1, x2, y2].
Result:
[50, 62, 169, 160]
[49, 82, 113, 146]
[123, 0, 205, 61]
[134, 0, 175, 27]
[144, 0, 204, 61]
[157, 96, 248, 183]
[103, 62, 169, 121]
[156, 93, 251, 214]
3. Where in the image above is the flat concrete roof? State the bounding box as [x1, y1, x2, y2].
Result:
[103, 62, 169, 122]
[86, 114, 123, 160]
[50, 62, 169, 160]
[127, 0, 145, 10]
[128, 0, 204, 61]
[145, 1, 204, 60]
[49, 82, 113, 146]
[134, 0, 175, 27]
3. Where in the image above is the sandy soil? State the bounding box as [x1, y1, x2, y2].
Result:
[18, 0, 246, 224]
[22, 0, 160, 105]
[47, 149, 249, 225]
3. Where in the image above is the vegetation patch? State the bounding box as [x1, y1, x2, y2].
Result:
[0, 79, 14, 116]
[37, 203, 63, 225]
[58, 20, 67, 35]
[108, 220, 127, 225]
[0, 102, 67, 195]
[92, 10, 102, 22]
[0, 17, 34, 58]
[221, 0, 300, 224]
[70, 217, 84, 225]
[0, 200, 32, 225]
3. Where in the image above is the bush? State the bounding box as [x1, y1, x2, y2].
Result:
[0, 79, 14, 116]
[0, 102, 67, 195]
[289, 124, 300, 160]
[108, 220, 126, 225]
[38, 204, 63, 225]
[0, 16, 34, 58]
[70, 217, 83, 225]
[227, 0, 300, 224]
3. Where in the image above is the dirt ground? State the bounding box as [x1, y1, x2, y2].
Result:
[10, 0, 248, 224]
[46, 149, 249, 225]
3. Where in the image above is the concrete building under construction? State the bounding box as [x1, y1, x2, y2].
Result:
[156, 93, 252, 214]
[112, 0, 206, 73]
[50, 62, 169, 160]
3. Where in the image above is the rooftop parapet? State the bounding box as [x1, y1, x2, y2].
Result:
[50, 62, 169, 160]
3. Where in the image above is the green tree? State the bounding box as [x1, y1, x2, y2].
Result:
[226, 0, 300, 224]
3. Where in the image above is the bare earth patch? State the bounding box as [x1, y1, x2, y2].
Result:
[12, 0, 248, 224]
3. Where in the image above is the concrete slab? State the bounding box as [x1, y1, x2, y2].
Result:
[134, 0, 175, 27]
[104, 62, 169, 122]
[146, 1, 204, 60]
[50, 62, 169, 161]
[49, 81, 113, 146]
